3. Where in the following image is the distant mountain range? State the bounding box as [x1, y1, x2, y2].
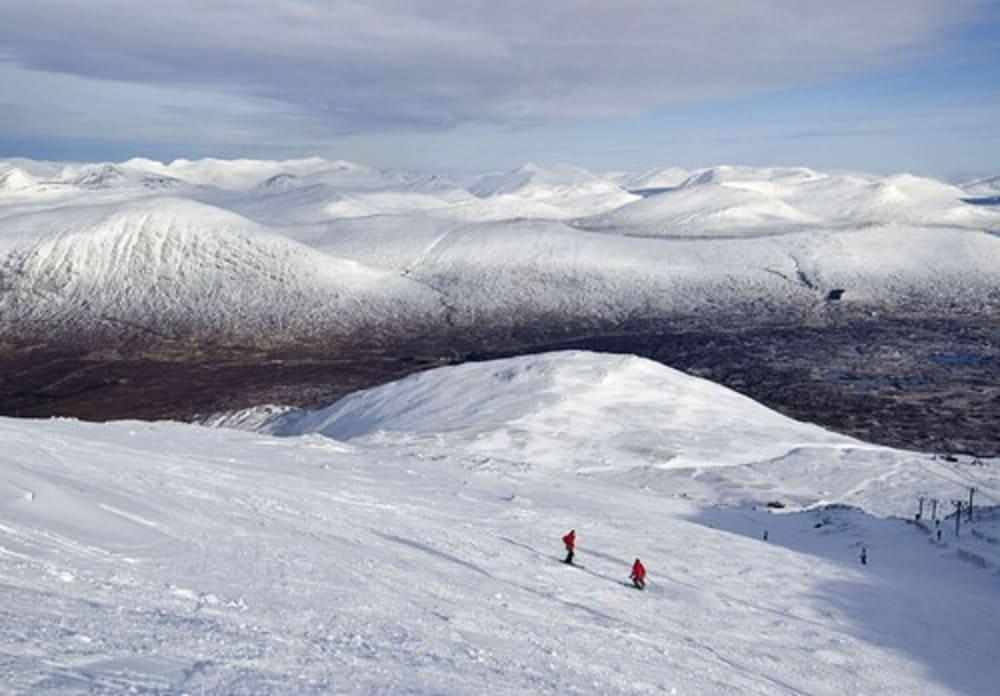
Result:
[1, 157, 997, 351]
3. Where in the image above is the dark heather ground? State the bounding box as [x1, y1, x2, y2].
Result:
[1, 316, 997, 457]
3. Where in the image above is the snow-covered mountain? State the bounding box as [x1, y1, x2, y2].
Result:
[0, 167, 41, 192]
[614, 166, 692, 192]
[465, 163, 638, 217]
[581, 167, 995, 236]
[1, 157, 998, 348]
[3, 351, 999, 693]
[0, 197, 441, 345]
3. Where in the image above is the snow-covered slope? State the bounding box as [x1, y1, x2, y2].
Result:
[3, 351, 999, 693]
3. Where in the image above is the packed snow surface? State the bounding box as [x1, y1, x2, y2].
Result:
[3, 352, 1000, 694]
[1, 157, 998, 340]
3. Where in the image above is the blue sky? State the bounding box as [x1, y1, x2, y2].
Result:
[0, 0, 997, 178]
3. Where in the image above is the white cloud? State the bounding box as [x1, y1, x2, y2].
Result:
[0, 0, 982, 132]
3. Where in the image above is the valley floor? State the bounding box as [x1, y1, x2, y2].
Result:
[3, 316, 997, 456]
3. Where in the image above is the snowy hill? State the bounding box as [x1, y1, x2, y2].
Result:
[245, 351, 987, 515]
[466, 163, 638, 218]
[0, 167, 40, 192]
[127, 156, 335, 190]
[274, 352, 850, 471]
[580, 167, 997, 237]
[615, 166, 692, 192]
[0, 197, 442, 344]
[3, 351, 999, 693]
[581, 176, 820, 237]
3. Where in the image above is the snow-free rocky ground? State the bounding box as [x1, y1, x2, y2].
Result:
[3, 352, 999, 694]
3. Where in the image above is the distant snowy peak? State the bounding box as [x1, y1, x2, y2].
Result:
[68, 164, 132, 189]
[581, 179, 819, 237]
[469, 163, 625, 197]
[66, 163, 186, 190]
[580, 167, 998, 236]
[1, 161, 186, 193]
[244, 161, 639, 223]
[2, 198, 311, 293]
[0, 167, 38, 192]
[464, 164, 638, 218]
[0, 198, 442, 340]
[0, 157, 346, 192]
[617, 167, 691, 192]
[252, 162, 457, 196]
[256, 172, 303, 191]
[322, 190, 474, 219]
[151, 156, 335, 190]
[680, 165, 827, 188]
[829, 173, 991, 227]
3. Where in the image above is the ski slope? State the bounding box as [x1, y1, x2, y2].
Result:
[3, 352, 999, 694]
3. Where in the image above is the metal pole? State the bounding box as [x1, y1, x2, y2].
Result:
[954, 501, 962, 537]
[931, 498, 938, 521]
[968, 488, 975, 522]
[917, 496, 925, 520]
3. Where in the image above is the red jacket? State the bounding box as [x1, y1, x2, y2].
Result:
[631, 559, 646, 581]
[562, 531, 576, 550]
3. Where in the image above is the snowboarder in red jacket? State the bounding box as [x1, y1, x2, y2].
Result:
[630, 558, 646, 590]
[562, 530, 576, 564]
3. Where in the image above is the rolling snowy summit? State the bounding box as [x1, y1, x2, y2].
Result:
[3, 351, 999, 693]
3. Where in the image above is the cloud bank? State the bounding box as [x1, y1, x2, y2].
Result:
[0, 0, 980, 134]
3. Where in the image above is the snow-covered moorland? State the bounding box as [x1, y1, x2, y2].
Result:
[3, 352, 999, 694]
[1, 157, 998, 345]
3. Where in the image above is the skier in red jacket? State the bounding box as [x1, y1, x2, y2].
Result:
[630, 558, 646, 590]
[562, 529, 576, 565]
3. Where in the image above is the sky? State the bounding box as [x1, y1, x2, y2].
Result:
[0, 0, 997, 178]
